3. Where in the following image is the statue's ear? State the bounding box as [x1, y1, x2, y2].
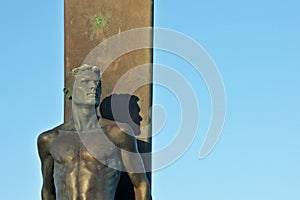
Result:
[63, 88, 72, 100]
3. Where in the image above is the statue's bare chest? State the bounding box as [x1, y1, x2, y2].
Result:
[50, 132, 80, 163]
[50, 130, 120, 165]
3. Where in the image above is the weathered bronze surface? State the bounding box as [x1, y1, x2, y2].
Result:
[38, 65, 151, 199]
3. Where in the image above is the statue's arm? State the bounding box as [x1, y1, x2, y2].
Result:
[118, 127, 152, 200]
[37, 133, 56, 200]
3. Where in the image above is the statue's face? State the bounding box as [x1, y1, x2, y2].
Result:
[73, 70, 101, 107]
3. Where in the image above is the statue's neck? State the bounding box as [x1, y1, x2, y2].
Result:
[72, 104, 100, 131]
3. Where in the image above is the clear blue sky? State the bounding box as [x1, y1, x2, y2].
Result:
[0, 0, 300, 199]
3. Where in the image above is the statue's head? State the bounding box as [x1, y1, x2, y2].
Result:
[64, 64, 101, 107]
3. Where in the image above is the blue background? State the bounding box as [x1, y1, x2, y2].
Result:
[0, 0, 299, 199]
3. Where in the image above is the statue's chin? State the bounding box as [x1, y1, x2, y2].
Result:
[73, 101, 98, 108]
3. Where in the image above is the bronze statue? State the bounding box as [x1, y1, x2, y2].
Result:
[37, 64, 151, 200]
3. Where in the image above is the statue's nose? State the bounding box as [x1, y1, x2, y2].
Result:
[90, 81, 98, 89]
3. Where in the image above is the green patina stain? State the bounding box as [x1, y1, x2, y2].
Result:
[87, 12, 108, 41]
[90, 14, 106, 28]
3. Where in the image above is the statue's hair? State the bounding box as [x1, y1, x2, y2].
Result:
[65, 64, 100, 90]
[71, 64, 100, 76]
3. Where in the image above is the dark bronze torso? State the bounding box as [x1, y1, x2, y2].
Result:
[50, 129, 121, 200]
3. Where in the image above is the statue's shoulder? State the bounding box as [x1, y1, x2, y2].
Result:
[99, 118, 134, 136]
[38, 124, 62, 144]
[99, 118, 136, 150]
[37, 124, 64, 155]
[99, 117, 116, 126]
